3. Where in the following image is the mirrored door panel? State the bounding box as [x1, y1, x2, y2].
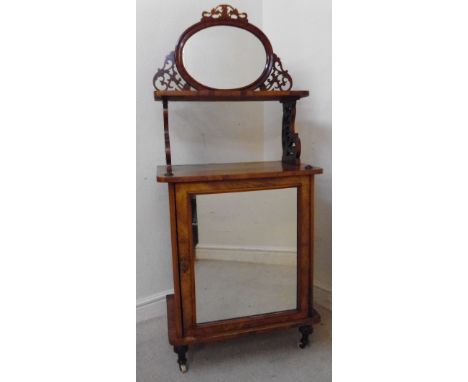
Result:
[193, 188, 297, 324]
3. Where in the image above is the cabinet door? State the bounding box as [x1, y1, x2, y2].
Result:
[175, 176, 312, 338]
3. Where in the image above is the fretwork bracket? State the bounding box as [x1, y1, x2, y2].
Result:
[280, 100, 301, 164]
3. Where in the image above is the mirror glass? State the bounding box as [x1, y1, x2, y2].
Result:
[193, 188, 297, 324]
[183, 26, 267, 89]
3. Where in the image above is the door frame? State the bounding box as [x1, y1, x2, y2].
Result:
[174, 176, 312, 338]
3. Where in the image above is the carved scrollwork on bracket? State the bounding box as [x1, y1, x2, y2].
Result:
[259, 53, 293, 91]
[282, 101, 301, 164]
[153, 51, 192, 91]
[201, 4, 248, 22]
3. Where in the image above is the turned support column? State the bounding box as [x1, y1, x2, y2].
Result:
[162, 98, 173, 176]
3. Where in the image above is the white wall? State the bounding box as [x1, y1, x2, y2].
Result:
[137, 0, 331, 316]
[263, 0, 332, 292]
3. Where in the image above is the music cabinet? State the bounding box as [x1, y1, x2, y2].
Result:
[152, 4, 323, 372]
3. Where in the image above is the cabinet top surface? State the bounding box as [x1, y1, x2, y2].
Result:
[154, 90, 309, 102]
[157, 161, 322, 183]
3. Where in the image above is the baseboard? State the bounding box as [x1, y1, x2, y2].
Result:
[195, 243, 297, 266]
[136, 289, 173, 323]
[313, 283, 332, 311]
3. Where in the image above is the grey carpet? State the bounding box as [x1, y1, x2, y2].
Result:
[136, 307, 331, 382]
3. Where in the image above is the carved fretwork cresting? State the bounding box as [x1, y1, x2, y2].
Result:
[153, 51, 192, 91]
[259, 54, 293, 91]
[201, 4, 248, 21]
[281, 101, 301, 164]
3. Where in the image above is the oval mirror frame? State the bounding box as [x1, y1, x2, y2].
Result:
[174, 16, 274, 91]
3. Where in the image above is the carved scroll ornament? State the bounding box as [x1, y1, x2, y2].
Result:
[153, 51, 292, 92]
[153, 51, 192, 91]
[260, 54, 293, 91]
[201, 4, 248, 22]
[281, 101, 301, 164]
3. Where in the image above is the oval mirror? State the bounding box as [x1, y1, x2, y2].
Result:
[182, 26, 267, 90]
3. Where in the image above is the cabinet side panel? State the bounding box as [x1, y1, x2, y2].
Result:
[168, 184, 183, 339]
[297, 176, 311, 315]
[175, 184, 196, 335]
[309, 175, 316, 316]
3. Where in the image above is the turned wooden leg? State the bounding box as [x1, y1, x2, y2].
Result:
[299, 325, 313, 349]
[173, 345, 188, 373]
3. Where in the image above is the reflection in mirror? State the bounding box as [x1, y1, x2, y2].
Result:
[183, 26, 267, 89]
[193, 188, 297, 324]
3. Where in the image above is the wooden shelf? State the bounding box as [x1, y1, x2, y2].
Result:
[154, 90, 309, 102]
[157, 161, 322, 183]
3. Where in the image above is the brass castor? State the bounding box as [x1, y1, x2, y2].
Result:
[298, 325, 313, 349]
[173, 345, 188, 373]
[179, 363, 188, 373]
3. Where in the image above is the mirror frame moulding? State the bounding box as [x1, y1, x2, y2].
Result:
[153, 4, 293, 92]
[177, 23, 271, 91]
